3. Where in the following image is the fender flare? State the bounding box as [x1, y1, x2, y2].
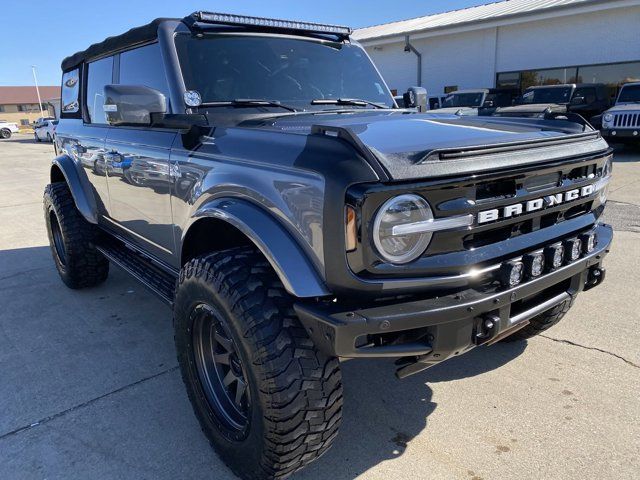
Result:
[51, 154, 99, 224]
[188, 198, 330, 298]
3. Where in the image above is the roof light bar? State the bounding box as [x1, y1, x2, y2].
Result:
[194, 11, 352, 37]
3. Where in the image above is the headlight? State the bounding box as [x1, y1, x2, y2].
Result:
[603, 113, 613, 123]
[372, 194, 433, 264]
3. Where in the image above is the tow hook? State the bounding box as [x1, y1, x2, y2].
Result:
[474, 314, 499, 344]
[585, 267, 606, 291]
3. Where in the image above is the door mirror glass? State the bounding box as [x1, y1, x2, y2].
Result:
[103, 84, 167, 126]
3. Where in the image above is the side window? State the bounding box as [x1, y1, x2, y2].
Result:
[119, 43, 170, 106]
[574, 87, 596, 104]
[86, 56, 114, 124]
[61, 69, 80, 116]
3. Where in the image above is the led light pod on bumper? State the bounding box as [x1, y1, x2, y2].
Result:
[372, 194, 434, 264]
[500, 261, 524, 288]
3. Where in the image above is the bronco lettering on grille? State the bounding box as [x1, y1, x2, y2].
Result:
[477, 184, 595, 224]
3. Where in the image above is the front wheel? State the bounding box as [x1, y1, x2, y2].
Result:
[174, 247, 343, 480]
[0, 128, 11, 139]
[504, 295, 575, 341]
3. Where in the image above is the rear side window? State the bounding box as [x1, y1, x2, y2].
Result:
[119, 43, 170, 106]
[86, 56, 114, 124]
[61, 69, 80, 116]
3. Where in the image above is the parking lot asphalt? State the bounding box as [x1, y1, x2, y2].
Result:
[0, 134, 638, 480]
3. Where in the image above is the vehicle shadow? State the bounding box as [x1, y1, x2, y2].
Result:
[298, 341, 527, 480]
[1, 136, 41, 145]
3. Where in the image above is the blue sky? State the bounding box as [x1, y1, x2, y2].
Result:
[1, 0, 488, 87]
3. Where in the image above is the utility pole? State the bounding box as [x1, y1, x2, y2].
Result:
[31, 65, 44, 118]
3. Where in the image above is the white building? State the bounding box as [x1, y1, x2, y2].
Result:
[353, 0, 640, 100]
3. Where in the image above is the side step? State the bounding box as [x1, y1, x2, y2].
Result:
[95, 236, 177, 306]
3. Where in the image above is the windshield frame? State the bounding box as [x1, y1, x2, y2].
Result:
[173, 32, 396, 113]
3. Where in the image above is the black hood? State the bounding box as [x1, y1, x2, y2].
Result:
[247, 110, 609, 181]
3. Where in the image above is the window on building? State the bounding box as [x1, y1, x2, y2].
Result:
[498, 61, 640, 97]
[444, 85, 458, 94]
[17, 105, 30, 112]
[577, 62, 640, 101]
[20, 119, 30, 125]
[61, 68, 80, 115]
[0, 105, 4, 113]
[86, 56, 114, 124]
[119, 43, 171, 104]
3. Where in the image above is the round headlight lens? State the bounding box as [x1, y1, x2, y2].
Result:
[603, 113, 613, 123]
[373, 194, 433, 264]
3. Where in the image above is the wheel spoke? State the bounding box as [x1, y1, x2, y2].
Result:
[214, 332, 233, 352]
[223, 369, 237, 387]
[213, 352, 231, 365]
[234, 379, 247, 407]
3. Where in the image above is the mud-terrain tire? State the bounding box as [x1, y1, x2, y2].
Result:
[43, 182, 109, 289]
[0, 128, 11, 139]
[174, 247, 343, 480]
[503, 295, 575, 341]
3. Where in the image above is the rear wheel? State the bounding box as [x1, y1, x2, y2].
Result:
[46, 132, 52, 142]
[43, 182, 109, 289]
[174, 247, 343, 479]
[504, 295, 575, 341]
[0, 128, 11, 139]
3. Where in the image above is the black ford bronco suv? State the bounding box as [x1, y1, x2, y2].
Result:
[46, 11, 613, 480]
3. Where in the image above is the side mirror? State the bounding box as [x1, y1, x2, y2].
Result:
[571, 96, 586, 105]
[403, 87, 428, 112]
[103, 85, 167, 126]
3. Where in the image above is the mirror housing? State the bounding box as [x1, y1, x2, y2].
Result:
[104, 85, 167, 126]
[403, 87, 428, 112]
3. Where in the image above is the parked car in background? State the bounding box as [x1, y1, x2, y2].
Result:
[434, 88, 518, 116]
[493, 83, 610, 121]
[0, 120, 20, 139]
[597, 82, 640, 145]
[34, 119, 58, 142]
[428, 94, 447, 110]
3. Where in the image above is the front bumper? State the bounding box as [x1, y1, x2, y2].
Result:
[602, 128, 640, 140]
[295, 224, 612, 378]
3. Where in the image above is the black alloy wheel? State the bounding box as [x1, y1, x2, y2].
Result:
[191, 303, 250, 433]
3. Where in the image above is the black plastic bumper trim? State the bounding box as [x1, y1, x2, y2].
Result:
[295, 223, 612, 358]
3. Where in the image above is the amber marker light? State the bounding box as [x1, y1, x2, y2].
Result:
[345, 206, 357, 252]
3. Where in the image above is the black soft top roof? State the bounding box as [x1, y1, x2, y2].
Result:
[61, 17, 179, 71]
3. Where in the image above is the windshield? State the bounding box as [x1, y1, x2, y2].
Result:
[441, 92, 485, 108]
[518, 87, 573, 105]
[618, 85, 640, 103]
[175, 34, 394, 111]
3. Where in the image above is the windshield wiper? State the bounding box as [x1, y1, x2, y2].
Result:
[198, 99, 299, 112]
[310, 98, 388, 109]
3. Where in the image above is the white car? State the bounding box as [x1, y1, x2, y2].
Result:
[0, 121, 20, 139]
[601, 82, 640, 145]
[34, 119, 59, 142]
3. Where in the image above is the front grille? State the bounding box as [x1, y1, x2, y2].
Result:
[613, 112, 640, 128]
[349, 152, 611, 280]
